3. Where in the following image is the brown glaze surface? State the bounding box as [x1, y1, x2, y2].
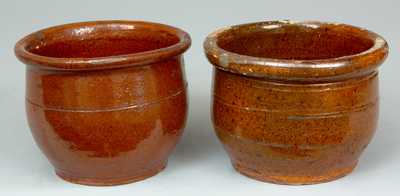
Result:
[204, 21, 388, 185]
[15, 20, 191, 186]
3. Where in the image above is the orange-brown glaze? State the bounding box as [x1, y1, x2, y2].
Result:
[204, 21, 388, 185]
[15, 20, 191, 186]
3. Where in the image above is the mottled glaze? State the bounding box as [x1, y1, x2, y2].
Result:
[15, 20, 191, 186]
[204, 21, 388, 185]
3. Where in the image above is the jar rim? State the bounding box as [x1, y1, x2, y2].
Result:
[204, 20, 388, 81]
[15, 20, 191, 71]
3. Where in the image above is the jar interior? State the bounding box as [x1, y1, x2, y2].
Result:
[26, 24, 180, 58]
[217, 23, 375, 60]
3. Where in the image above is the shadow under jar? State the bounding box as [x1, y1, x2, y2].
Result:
[15, 20, 191, 186]
[204, 21, 388, 185]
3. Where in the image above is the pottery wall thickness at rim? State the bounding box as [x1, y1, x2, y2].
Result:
[204, 20, 388, 82]
[15, 20, 191, 70]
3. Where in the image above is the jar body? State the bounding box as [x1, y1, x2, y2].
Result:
[26, 56, 187, 185]
[212, 68, 378, 184]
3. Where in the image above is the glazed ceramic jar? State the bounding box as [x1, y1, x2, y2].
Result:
[204, 21, 388, 185]
[15, 21, 191, 186]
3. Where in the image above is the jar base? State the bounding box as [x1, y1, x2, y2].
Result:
[233, 161, 357, 185]
[55, 163, 167, 186]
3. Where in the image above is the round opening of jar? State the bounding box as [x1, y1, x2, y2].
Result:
[217, 23, 375, 60]
[27, 26, 180, 59]
[204, 21, 388, 81]
[15, 21, 191, 70]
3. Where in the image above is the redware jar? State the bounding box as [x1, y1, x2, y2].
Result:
[204, 20, 388, 185]
[15, 20, 191, 186]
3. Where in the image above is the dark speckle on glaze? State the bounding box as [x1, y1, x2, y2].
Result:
[15, 20, 191, 186]
[204, 20, 388, 185]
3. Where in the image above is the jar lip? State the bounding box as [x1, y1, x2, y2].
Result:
[204, 20, 388, 81]
[15, 20, 191, 71]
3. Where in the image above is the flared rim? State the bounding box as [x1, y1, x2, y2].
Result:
[15, 20, 191, 71]
[204, 20, 388, 81]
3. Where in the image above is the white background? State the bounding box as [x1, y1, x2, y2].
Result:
[0, 0, 399, 195]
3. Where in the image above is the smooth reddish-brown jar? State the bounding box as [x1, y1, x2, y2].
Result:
[204, 21, 388, 185]
[15, 20, 191, 186]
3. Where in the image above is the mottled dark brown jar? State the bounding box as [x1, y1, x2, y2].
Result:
[204, 21, 388, 185]
[15, 20, 191, 186]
